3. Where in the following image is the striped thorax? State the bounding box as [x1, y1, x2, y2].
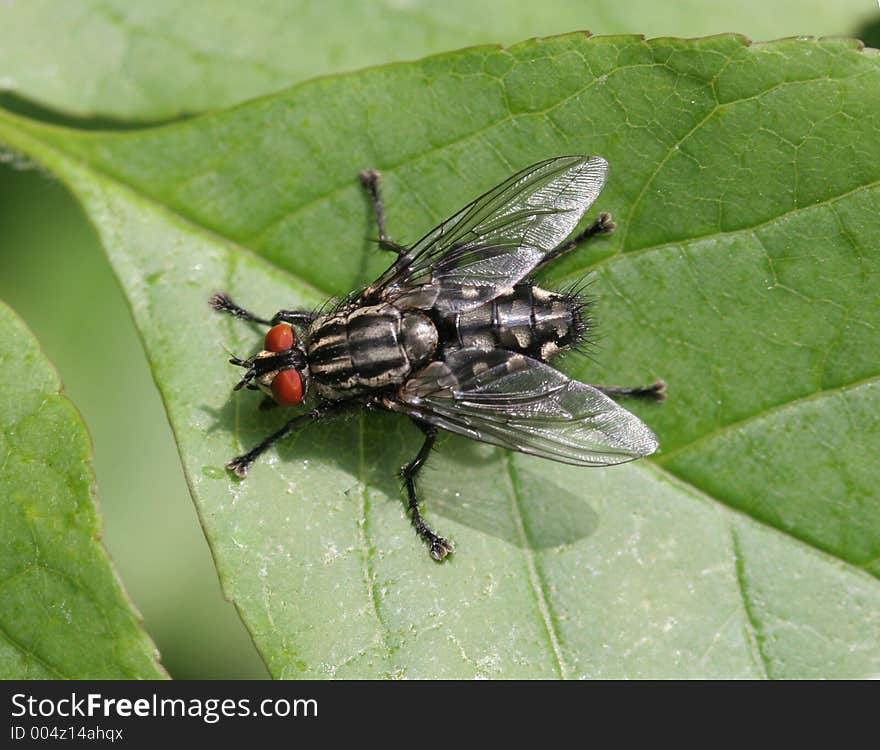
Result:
[306, 302, 439, 399]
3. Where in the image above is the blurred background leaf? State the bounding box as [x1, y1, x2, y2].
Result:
[0, 2, 877, 678]
[0, 0, 877, 120]
[1, 32, 877, 677]
[0, 301, 165, 678]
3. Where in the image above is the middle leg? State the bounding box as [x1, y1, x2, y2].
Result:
[400, 420, 454, 561]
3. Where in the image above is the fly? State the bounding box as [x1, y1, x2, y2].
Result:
[211, 156, 665, 561]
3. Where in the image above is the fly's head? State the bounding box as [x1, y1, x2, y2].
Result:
[229, 323, 310, 406]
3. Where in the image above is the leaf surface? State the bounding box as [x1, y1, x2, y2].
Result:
[1, 34, 878, 677]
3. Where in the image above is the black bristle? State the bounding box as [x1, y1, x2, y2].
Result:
[558, 276, 598, 358]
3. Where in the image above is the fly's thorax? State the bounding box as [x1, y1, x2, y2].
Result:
[444, 281, 590, 361]
[305, 303, 438, 399]
[399, 310, 438, 369]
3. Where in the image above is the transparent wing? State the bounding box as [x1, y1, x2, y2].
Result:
[373, 156, 608, 313]
[388, 348, 658, 466]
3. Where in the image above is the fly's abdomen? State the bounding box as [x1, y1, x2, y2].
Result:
[448, 282, 589, 361]
[307, 303, 438, 398]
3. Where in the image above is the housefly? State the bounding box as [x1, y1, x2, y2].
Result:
[211, 156, 664, 561]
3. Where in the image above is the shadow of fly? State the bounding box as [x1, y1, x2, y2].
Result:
[211, 156, 664, 561]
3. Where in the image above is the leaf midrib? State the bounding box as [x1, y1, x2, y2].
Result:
[656, 373, 880, 465]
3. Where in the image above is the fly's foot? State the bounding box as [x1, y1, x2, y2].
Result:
[226, 454, 253, 478]
[619, 379, 666, 402]
[428, 535, 455, 562]
[645, 379, 666, 402]
[359, 168, 381, 188]
[592, 379, 667, 402]
[409, 496, 454, 561]
[413, 515, 455, 562]
[210, 291, 274, 326]
[210, 291, 238, 314]
[595, 211, 616, 234]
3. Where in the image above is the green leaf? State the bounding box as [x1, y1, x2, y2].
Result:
[0, 301, 166, 679]
[0, 1, 875, 120]
[1, 34, 879, 678]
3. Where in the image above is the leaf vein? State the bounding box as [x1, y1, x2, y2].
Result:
[356, 414, 396, 675]
[730, 526, 772, 679]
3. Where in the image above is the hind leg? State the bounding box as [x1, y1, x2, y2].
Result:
[590, 380, 666, 402]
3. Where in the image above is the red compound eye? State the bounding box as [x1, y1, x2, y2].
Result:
[265, 323, 295, 352]
[271, 369, 303, 406]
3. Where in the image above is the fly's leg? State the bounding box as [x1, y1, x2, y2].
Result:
[272, 309, 320, 326]
[539, 208, 662, 404]
[359, 169, 388, 242]
[591, 380, 666, 402]
[227, 401, 353, 478]
[210, 292, 274, 325]
[559, 210, 617, 255]
[534, 211, 617, 272]
[359, 168, 408, 256]
[400, 420, 454, 561]
[210, 292, 317, 327]
[359, 169, 416, 301]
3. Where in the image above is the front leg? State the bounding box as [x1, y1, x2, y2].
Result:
[210, 292, 317, 327]
[227, 400, 355, 477]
